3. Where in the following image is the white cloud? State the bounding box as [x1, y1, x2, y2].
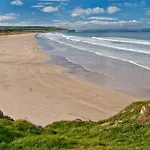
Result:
[60, 2, 68, 6]
[0, 13, 17, 21]
[146, 10, 150, 15]
[41, 6, 59, 13]
[124, 2, 137, 7]
[140, 18, 150, 21]
[51, 20, 150, 30]
[141, 1, 146, 5]
[71, 6, 120, 17]
[107, 6, 121, 14]
[31, 4, 44, 8]
[71, 7, 105, 17]
[11, 0, 23, 6]
[1, 19, 150, 31]
[0, 20, 35, 26]
[38, 0, 68, 2]
[88, 17, 117, 21]
[33, 0, 67, 12]
[38, 2, 53, 5]
[31, 1, 54, 9]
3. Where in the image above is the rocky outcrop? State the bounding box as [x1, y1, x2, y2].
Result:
[0, 109, 4, 118]
[0, 109, 14, 121]
[139, 104, 150, 123]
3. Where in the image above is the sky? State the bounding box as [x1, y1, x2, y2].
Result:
[0, 0, 150, 30]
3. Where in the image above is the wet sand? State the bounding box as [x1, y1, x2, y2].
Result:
[0, 33, 138, 126]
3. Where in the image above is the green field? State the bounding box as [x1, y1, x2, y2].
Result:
[0, 101, 150, 150]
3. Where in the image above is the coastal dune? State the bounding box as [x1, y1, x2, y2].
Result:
[0, 33, 137, 126]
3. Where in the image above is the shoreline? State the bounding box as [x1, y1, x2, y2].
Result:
[37, 36, 150, 100]
[0, 33, 138, 126]
[49, 54, 150, 100]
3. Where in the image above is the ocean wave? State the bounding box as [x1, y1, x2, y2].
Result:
[42, 33, 150, 54]
[81, 39, 150, 54]
[94, 52, 150, 71]
[37, 33, 150, 71]
[92, 37, 150, 45]
[57, 39, 150, 71]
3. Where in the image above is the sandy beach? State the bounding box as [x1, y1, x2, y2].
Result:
[0, 33, 138, 126]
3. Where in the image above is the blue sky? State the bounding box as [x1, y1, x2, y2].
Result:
[0, 0, 150, 29]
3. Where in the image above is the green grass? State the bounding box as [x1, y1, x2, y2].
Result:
[0, 101, 150, 150]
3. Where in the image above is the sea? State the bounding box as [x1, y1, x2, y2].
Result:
[37, 30, 150, 99]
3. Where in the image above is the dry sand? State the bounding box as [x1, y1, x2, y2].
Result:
[0, 33, 138, 126]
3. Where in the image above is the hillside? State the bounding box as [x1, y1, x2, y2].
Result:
[0, 101, 150, 150]
[0, 26, 74, 36]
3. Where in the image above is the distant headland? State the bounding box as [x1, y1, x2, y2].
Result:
[0, 26, 75, 36]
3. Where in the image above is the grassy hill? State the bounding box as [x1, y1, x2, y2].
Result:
[0, 26, 74, 36]
[0, 101, 150, 150]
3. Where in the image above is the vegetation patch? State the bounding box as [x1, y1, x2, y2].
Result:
[0, 101, 150, 149]
[0, 26, 74, 36]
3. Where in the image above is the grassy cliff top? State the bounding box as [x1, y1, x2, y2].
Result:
[0, 101, 150, 150]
